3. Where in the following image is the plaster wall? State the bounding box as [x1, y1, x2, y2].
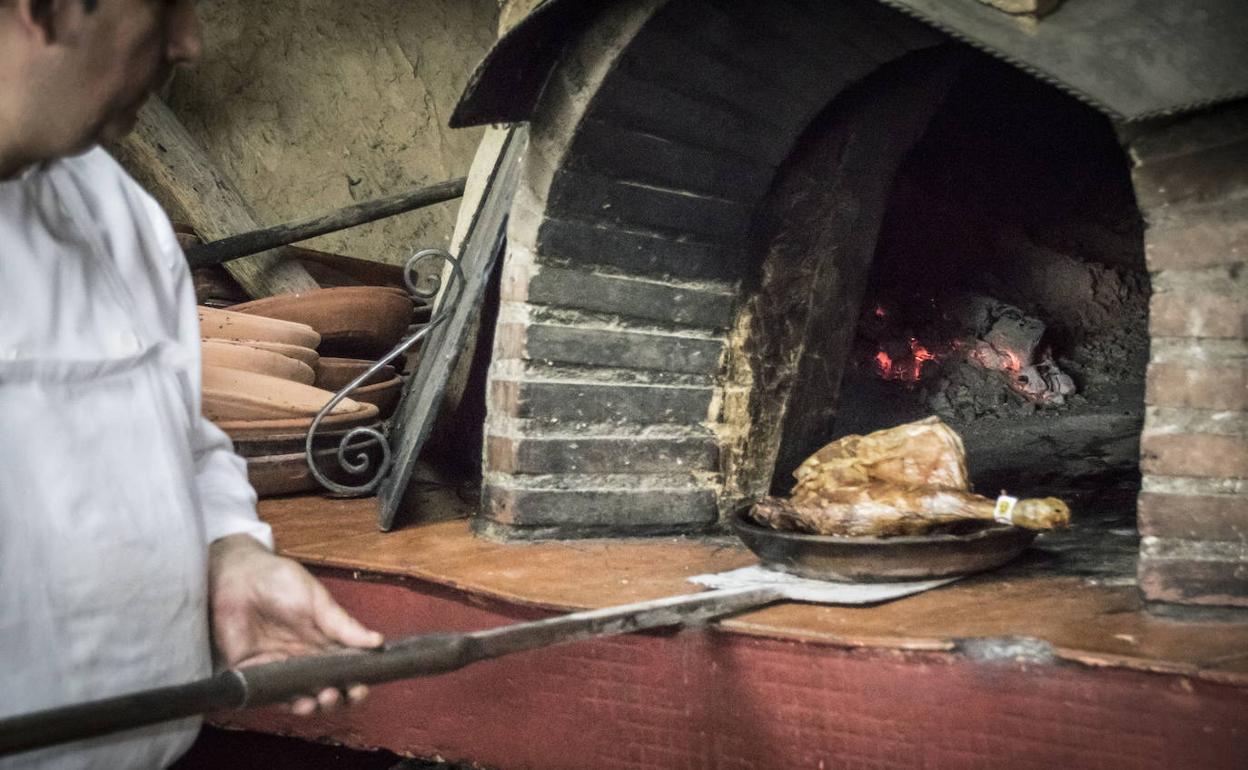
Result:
[165, 0, 499, 263]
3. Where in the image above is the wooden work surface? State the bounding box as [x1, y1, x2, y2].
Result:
[258, 494, 1248, 688]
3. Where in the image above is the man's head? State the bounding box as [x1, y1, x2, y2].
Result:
[0, 0, 201, 174]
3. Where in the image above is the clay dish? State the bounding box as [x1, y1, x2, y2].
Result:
[202, 365, 371, 423]
[205, 338, 320, 369]
[346, 375, 402, 419]
[314, 357, 403, 418]
[215, 409, 380, 443]
[247, 438, 387, 498]
[314, 357, 397, 390]
[230, 286, 414, 359]
[199, 305, 321, 349]
[202, 339, 315, 385]
[232, 421, 382, 458]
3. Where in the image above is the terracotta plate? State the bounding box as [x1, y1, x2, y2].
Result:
[202, 366, 370, 422]
[247, 439, 387, 498]
[732, 507, 1037, 583]
[313, 358, 403, 418]
[231, 286, 416, 359]
[215, 408, 380, 443]
[202, 339, 316, 385]
[198, 305, 321, 349]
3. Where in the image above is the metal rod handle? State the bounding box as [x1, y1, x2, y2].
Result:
[185, 177, 467, 268]
[0, 586, 782, 758]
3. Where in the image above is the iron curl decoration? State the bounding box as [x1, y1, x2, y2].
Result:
[305, 248, 466, 497]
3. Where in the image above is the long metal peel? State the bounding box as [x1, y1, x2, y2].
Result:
[0, 586, 785, 757]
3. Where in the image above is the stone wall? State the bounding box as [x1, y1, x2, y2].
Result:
[165, 0, 499, 263]
[1129, 101, 1248, 607]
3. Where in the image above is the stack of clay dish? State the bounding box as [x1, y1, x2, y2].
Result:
[229, 286, 415, 359]
[202, 339, 315, 385]
[201, 365, 381, 497]
[314, 357, 403, 419]
[245, 435, 386, 498]
[199, 305, 321, 349]
[202, 366, 375, 425]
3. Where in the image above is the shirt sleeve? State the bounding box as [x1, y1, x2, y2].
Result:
[129, 178, 274, 551]
[190, 414, 275, 550]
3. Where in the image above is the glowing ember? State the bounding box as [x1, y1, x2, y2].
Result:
[911, 337, 936, 365]
[875, 337, 938, 383]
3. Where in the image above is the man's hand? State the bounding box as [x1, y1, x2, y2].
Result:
[208, 534, 384, 715]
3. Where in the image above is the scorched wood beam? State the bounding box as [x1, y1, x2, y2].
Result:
[108, 97, 320, 298]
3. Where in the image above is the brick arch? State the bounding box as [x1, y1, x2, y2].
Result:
[480, 0, 946, 539]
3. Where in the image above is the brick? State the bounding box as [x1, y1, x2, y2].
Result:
[1141, 433, 1248, 479]
[1151, 292, 1248, 338]
[1146, 407, 1248, 437]
[1139, 492, 1248, 542]
[844, 0, 944, 49]
[659, 0, 849, 108]
[1139, 537, 1248, 607]
[536, 216, 742, 282]
[1144, 198, 1248, 269]
[591, 72, 790, 165]
[1129, 101, 1248, 165]
[497, 322, 725, 375]
[617, 26, 823, 134]
[1139, 557, 1248, 607]
[1147, 363, 1248, 411]
[1150, 336, 1248, 367]
[487, 434, 718, 475]
[569, 118, 774, 201]
[489, 377, 713, 425]
[1132, 138, 1248, 210]
[483, 484, 717, 531]
[520, 266, 737, 330]
[545, 168, 752, 243]
[719, 0, 909, 66]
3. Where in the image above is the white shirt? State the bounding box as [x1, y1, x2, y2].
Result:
[0, 147, 273, 769]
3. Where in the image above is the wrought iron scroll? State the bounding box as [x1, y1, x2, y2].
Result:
[304, 248, 466, 497]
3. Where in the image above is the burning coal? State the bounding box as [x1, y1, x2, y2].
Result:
[860, 293, 1076, 405]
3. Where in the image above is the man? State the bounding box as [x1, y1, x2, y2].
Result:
[0, 1, 383, 767]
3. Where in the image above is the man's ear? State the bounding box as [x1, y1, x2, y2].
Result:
[11, 0, 77, 46]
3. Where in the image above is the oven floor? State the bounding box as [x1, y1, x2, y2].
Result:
[257, 491, 1248, 684]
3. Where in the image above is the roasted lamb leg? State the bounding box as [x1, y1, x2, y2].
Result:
[792, 416, 969, 499]
[752, 483, 1070, 537]
[757, 417, 1071, 537]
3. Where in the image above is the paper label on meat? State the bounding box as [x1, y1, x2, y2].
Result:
[993, 495, 1019, 525]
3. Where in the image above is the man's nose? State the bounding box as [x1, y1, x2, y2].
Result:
[167, 1, 204, 65]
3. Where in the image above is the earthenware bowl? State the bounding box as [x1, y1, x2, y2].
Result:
[247, 439, 387, 498]
[201, 339, 316, 385]
[204, 338, 320, 369]
[231, 421, 383, 458]
[214, 408, 380, 443]
[314, 357, 404, 418]
[313, 357, 396, 390]
[230, 286, 415, 359]
[202, 366, 371, 423]
[732, 506, 1037, 583]
[198, 305, 321, 349]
